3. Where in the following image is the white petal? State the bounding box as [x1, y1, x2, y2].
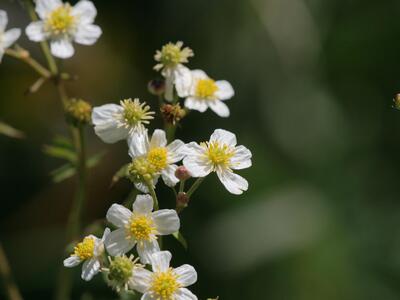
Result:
[74, 24, 101, 45]
[183, 156, 212, 178]
[130, 267, 152, 293]
[81, 258, 100, 281]
[35, 0, 62, 19]
[92, 104, 129, 143]
[106, 204, 132, 227]
[208, 100, 230, 118]
[141, 293, 154, 300]
[72, 0, 97, 24]
[101, 227, 111, 241]
[216, 169, 248, 195]
[210, 129, 237, 147]
[230, 145, 252, 170]
[166, 140, 185, 163]
[137, 239, 160, 264]
[63, 255, 81, 267]
[0, 10, 8, 31]
[150, 129, 167, 148]
[161, 165, 179, 187]
[128, 129, 150, 158]
[175, 288, 198, 300]
[215, 80, 234, 100]
[135, 181, 150, 193]
[184, 97, 208, 113]
[104, 228, 135, 256]
[190, 69, 208, 81]
[175, 265, 197, 287]
[152, 209, 180, 235]
[175, 65, 192, 98]
[3, 29, 21, 48]
[50, 39, 75, 59]
[149, 251, 171, 273]
[25, 21, 45, 42]
[164, 73, 174, 102]
[132, 194, 154, 214]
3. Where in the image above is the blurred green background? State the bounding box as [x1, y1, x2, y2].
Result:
[2, 0, 400, 299]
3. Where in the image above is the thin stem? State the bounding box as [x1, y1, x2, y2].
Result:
[5, 48, 51, 78]
[166, 123, 176, 143]
[0, 242, 23, 300]
[179, 180, 185, 193]
[147, 182, 159, 211]
[24, 0, 58, 74]
[186, 177, 205, 198]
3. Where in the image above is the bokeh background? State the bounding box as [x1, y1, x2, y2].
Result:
[2, 0, 400, 299]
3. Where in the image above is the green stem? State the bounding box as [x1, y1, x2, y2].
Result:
[147, 182, 159, 210]
[0, 243, 23, 300]
[186, 177, 205, 198]
[5, 48, 51, 78]
[179, 180, 185, 193]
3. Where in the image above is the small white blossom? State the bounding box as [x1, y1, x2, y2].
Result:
[92, 98, 154, 144]
[154, 41, 193, 101]
[176, 69, 234, 117]
[131, 251, 198, 300]
[128, 129, 186, 192]
[63, 228, 110, 281]
[0, 10, 21, 62]
[183, 129, 252, 195]
[104, 194, 180, 264]
[25, 0, 102, 58]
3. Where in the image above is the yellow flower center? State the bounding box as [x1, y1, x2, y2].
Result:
[147, 147, 168, 171]
[150, 268, 181, 300]
[121, 98, 154, 127]
[195, 79, 218, 99]
[156, 42, 193, 68]
[127, 215, 156, 241]
[203, 141, 235, 168]
[72, 237, 95, 260]
[45, 4, 76, 36]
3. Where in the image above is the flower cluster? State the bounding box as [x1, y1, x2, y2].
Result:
[0, 1, 252, 299]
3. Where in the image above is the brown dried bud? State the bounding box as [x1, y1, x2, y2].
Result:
[175, 166, 191, 181]
[161, 103, 186, 125]
[176, 192, 189, 210]
[65, 98, 92, 126]
[148, 78, 165, 96]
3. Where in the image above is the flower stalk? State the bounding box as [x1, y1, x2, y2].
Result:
[0, 242, 23, 300]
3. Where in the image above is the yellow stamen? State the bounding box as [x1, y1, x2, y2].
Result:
[72, 237, 95, 260]
[195, 79, 218, 99]
[150, 268, 181, 300]
[121, 98, 154, 127]
[203, 141, 235, 168]
[147, 147, 168, 171]
[127, 215, 156, 241]
[45, 4, 76, 36]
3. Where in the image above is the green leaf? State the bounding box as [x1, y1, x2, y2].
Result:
[173, 231, 188, 250]
[110, 163, 129, 187]
[50, 163, 75, 183]
[87, 151, 106, 168]
[0, 121, 24, 139]
[43, 144, 77, 162]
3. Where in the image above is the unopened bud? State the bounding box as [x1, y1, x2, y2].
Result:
[65, 98, 92, 126]
[176, 192, 189, 210]
[175, 166, 191, 181]
[394, 94, 400, 110]
[148, 78, 165, 96]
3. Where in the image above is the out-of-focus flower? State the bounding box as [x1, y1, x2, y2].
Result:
[131, 251, 198, 300]
[25, 0, 102, 58]
[176, 69, 234, 117]
[154, 41, 193, 101]
[103, 255, 141, 292]
[127, 129, 185, 192]
[0, 10, 21, 62]
[160, 103, 186, 125]
[63, 228, 110, 281]
[183, 129, 252, 195]
[92, 98, 154, 144]
[65, 98, 92, 125]
[104, 194, 180, 264]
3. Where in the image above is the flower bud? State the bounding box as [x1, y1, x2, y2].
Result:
[106, 255, 135, 291]
[175, 166, 191, 181]
[65, 98, 92, 126]
[394, 94, 400, 110]
[148, 78, 165, 96]
[176, 192, 189, 210]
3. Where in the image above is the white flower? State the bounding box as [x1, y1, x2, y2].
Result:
[25, 0, 102, 59]
[131, 251, 198, 300]
[104, 194, 180, 264]
[128, 129, 186, 192]
[176, 69, 234, 118]
[63, 228, 110, 281]
[183, 129, 252, 195]
[0, 10, 21, 62]
[154, 41, 193, 101]
[92, 98, 154, 144]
